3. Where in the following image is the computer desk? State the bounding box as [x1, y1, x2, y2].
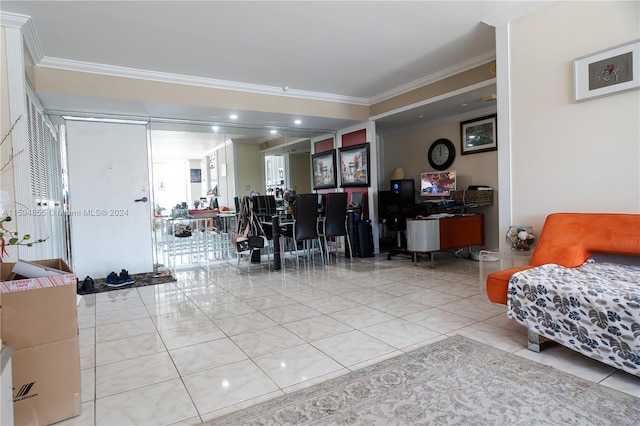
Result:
[406, 214, 485, 268]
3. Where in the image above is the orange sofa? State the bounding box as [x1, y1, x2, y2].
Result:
[486, 212, 640, 305]
[486, 212, 640, 376]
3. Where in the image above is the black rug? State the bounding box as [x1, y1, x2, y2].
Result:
[76, 271, 177, 295]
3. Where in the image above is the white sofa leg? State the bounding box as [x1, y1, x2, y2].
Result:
[527, 329, 555, 352]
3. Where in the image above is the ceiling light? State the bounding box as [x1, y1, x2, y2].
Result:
[270, 129, 277, 134]
[294, 119, 302, 125]
[460, 103, 468, 108]
[211, 126, 219, 132]
[229, 114, 238, 120]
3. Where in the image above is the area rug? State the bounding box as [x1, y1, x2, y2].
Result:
[210, 335, 639, 425]
[76, 270, 176, 295]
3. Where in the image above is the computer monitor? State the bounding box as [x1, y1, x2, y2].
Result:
[390, 179, 415, 208]
[420, 171, 456, 197]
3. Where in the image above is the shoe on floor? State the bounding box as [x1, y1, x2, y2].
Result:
[81, 276, 95, 292]
[106, 271, 119, 286]
[118, 269, 135, 284]
[106, 271, 127, 287]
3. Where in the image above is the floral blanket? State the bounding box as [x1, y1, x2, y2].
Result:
[507, 261, 640, 376]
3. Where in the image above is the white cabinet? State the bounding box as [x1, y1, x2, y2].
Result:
[407, 219, 440, 252]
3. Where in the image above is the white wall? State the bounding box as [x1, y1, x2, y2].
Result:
[234, 143, 262, 195]
[509, 1, 640, 232]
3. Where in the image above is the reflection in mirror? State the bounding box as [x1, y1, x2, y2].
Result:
[265, 154, 285, 197]
[148, 119, 333, 270]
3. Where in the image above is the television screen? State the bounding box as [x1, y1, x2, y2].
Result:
[390, 179, 415, 208]
[420, 171, 456, 197]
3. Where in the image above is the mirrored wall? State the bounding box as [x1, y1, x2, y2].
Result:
[148, 120, 334, 268]
[148, 120, 333, 215]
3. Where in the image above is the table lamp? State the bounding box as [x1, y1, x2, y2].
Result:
[390, 167, 405, 180]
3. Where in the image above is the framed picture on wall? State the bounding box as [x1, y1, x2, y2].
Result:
[311, 150, 337, 190]
[573, 39, 640, 102]
[190, 168, 202, 183]
[460, 114, 497, 155]
[339, 143, 370, 187]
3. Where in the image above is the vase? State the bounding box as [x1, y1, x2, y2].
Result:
[506, 226, 536, 251]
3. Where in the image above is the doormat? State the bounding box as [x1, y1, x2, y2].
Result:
[76, 270, 177, 295]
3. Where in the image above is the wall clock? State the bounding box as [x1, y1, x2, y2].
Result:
[428, 138, 456, 170]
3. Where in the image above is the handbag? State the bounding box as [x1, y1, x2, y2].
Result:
[248, 235, 267, 248]
[235, 237, 250, 253]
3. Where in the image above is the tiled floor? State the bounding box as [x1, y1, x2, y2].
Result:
[62, 253, 640, 425]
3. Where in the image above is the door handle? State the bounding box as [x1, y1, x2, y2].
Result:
[135, 197, 148, 203]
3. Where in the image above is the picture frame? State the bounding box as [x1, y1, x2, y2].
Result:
[573, 39, 640, 102]
[339, 143, 370, 187]
[190, 168, 202, 183]
[311, 150, 337, 190]
[460, 114, 497, 155]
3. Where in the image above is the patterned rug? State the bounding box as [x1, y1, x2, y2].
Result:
[76, 270, 176, 295]
[210, 335, 639, 425]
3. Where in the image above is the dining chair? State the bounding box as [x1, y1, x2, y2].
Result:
[281, 193, 325, 268]
[319, 192, 353, 264]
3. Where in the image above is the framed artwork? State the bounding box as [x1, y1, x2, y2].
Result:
[574, 39, 640, 102]
[190, 168, 202, 183]
[460, 114, 497, 155]
[311, 150, 337, 190]
[339, 143, 370, 187]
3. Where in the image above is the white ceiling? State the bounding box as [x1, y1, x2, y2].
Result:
[0, 1, 528, 155]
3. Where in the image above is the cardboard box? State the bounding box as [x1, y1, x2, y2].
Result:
[0, 259, 78, 349]
[11, 336, 82, 426]
[0, 259, 81, 424]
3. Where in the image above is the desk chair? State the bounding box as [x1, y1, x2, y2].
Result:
[378, 190, 412, 260]
[320, 192, 352, 264]
[281, 193, 325, 268]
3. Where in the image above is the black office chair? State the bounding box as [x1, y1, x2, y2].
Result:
[378, 191, 412, 260]
[320, 192, 352, 264]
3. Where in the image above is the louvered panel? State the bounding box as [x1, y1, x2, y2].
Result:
[21, 88, 66, 260]
[27, 95, 37, 197]
[36, 110, 47, 200]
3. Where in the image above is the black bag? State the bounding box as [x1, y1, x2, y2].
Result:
[248, 235, 267, 248]
[357, 220, 374, 258]
[236, 237, 250, 252]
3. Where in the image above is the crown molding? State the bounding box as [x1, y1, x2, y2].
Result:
[0, 11, 28, 28]
[38, 56, 370, 106]
[368, 50, 496, 105]
[0, 12, 43, 62]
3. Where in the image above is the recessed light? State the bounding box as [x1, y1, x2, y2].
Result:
[417, 115, 424, 119]
[229, 114, 238, 120]
[460, 103, 468, 108]
[270, 129, 277, 134]
[211, 126, 219, 132]
[294, 119, 302, 125]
